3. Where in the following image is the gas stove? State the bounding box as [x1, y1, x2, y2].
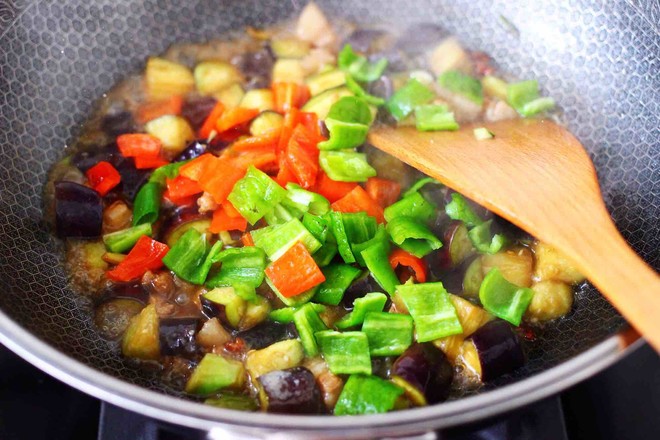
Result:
[0, 343, 657, 440]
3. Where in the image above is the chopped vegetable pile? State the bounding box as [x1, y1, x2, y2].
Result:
[49, 3, 583, 416]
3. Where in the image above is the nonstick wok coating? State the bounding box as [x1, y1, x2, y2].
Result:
[0, 0, 657, 436]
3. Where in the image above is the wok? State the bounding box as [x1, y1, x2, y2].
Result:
[0, 0, 657, 438]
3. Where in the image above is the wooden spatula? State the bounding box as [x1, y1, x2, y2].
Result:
[368, 119, 660, 351]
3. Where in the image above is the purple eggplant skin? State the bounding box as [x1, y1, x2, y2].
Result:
[174, 140, 208, 162]
[258, 367, 324, 414]
[237, 321, 296, 350]
[343, 29, 387, 53]
[340, 272, 387, 310]
[159, 317, 200, 357]
[181, 96, 217, 130]
[392, 343, 454, 404]
[471, 320, 525, 382]
[233, 47, 275, 90]
[54, 181, 103, 239]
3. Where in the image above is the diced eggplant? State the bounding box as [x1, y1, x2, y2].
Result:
[296, 2, 336, 48]
[446, 221, 475, 267]
[113, 157, 151, 201]
[239, 89, 274, 112]
[122, 303, 160, 360]
[237, 296, 272, 332]
[481, 247, 533, 287]
[145, 57, 194, 100]
[194, 60, 242, 95]
[159, 317, 200, 356]
[201, 287, 247, 329]
[245, 339, 304, 379]
[181, 97, 217, 130]
[173, 140, 208, 162]
[468, 320, 525, 382]
[185, 353, 245, 395]
[270, 37, 311, 59]
[428, 37, 472, 76]
[432, 295, 490, 363]
[238, 320, 296, 350]
[249, 111, 284, 136]
[391, 343, 453, 405]
[305, 69, 346, 97]
[301, 86, 353, 120]
[196, 317, 231, 349]
[101, 110, 136, 137]
[462, 257, 484, 299]
[368, 75, 394, 101]
[272, 59, 305, 85]
[163, 218, 212, 247]
[525, 281, 574, 323]
[258, 367, 324, 414]
[94, 298, 144, 340]
[214, 83, 245, 110]
[65, 241, 108, 296]
[144, 115, 195, 156]
[532, 241, 585, 284]
[55, 181, 103, 238]
[340, 271, 386, 310]
[232, 47, 274, 90]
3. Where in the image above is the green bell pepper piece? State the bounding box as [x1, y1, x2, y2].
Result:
[438, 70, 483, 105]
[479, 268, 534, 326]
[334, 375, 404, 415]
[319, 151, 377, 182]
[102, 223, 152, 253]
[445, 193, 484, 228]
[338, 44, 388, 82]
[251, 218, 321, 261]
[468, 219, 507, 254]
[507, 80, 555, 117]
[397, 282, 463, 342]
[362, 311, 413, 356]
[414, 104, 459, 131]
[386, 217, 443, 258]
[205, 246, 267, 291]
[227, 165, 288, 225]
[312, 264, 363, 305]
[360, 242, 399, 295]
[315, 330, 371, 375]
[383, 191, 436, 224]
[293, 302, 328, 356]
[335, 292, 388, 329]
[132, 182, 163, 226]
[386, 79, 435, 121]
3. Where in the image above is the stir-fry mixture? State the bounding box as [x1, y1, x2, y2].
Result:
[47, 4, 585, 415]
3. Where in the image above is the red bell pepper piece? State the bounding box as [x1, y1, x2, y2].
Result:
[284, 138, 318, 189]
[311, 171, 359, 203]
[231, 128, 282, 152]
[198, 101, 225, 140]
[299, 112, 325, 143]
[277, 108, 301, 153]
[389, 248, 427, 283]
[331, 185, 385, 223]
[265, 241, 326, 298]
[241, 232, 255, 247]
[117, 134, 162, 158]
[215, 108, 259, 133]
[289, 124, 320, 159]
[106, 236, 169, 282]
[198, 156, 247, 204]
[133, 155, 169, 170]
[272, 82, 311, 113]
[136, 95, 183, 124]
[209, 203, 248, 233]
[86, 161, 121, 196]
[164, 175, 202, 204]
[178, 153, 216, 181]
[275, 160, 299, 187]
[366, 177, 401, 208]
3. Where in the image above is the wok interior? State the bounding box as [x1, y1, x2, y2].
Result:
[0, 0, 657, 402]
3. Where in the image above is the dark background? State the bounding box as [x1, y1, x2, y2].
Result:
[0, 342, 657, 440]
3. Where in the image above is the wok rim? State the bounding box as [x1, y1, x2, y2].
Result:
[0, 308, 640, 437]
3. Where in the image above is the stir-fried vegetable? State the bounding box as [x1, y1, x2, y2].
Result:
[51, 3, 574, 415]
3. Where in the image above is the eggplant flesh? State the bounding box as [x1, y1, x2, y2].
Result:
[55, 181, 103, 238]
[258, 367, 324, 414]
[392, 343, 453, 404]
[470, 320, 525, 382]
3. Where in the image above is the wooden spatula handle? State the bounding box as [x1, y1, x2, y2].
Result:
[561, 212, 660, 352]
